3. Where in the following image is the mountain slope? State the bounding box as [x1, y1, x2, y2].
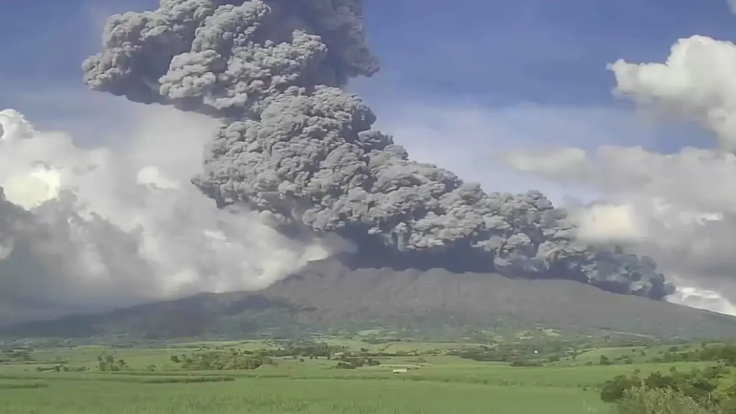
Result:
[6, 259, 736, 340]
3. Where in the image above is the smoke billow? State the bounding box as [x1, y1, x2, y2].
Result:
[0, 107, 331, 325]
[78, 0, 674, 300]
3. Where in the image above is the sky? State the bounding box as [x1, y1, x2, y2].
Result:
[0, 0, 724, 200]
[0, 1, 730, 138]
[1, 0, 736, 320]
[0, 0, 729, 145]
[1, 0, 727, 193]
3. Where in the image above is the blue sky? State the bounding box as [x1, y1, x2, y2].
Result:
[0, 0, 734, 199]
[361, 0, 736, 105]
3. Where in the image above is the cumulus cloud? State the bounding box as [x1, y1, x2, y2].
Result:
[609, 35, 736, 151]
[502, 35, 736, 315]
[0, 105, 334, 325]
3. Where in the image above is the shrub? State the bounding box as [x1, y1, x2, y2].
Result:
[601, 374, 642, 403]
[614, 386, 721, 414]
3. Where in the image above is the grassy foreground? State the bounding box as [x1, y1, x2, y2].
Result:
[0, 377, 603, 414]
[0, 338, 717, 414]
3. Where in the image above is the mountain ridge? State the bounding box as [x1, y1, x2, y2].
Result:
[5, 259, 736, 341]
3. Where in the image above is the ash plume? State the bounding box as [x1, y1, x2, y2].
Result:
[82, 0, 673, 299]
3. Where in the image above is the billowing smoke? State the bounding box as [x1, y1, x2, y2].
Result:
[81, 0, 672, 300]
[0, 107, 332, 325]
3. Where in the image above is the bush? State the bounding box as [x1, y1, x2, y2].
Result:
[614, 386, 721, 414]
[601, 374, 642, 402]
[601, 366, 726, 405]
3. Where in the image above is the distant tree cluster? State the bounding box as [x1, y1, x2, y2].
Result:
[169, 349, 272, 371]
[454, 339, 571, 365]
[647, 343, 736, 365]
[0, 349, 32, 363]
[97, 354, 127, 371]
[334, 356, 381, 369]
[36, 364, 86, 373]
[256, 341, 338, 359]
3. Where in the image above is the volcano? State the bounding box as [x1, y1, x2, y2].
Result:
[6, 258, 736, 341]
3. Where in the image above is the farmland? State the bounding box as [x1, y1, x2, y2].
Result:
[0, 335, 726, 414]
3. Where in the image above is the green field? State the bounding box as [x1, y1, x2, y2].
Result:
[0, 338, 719, 414]
[0, 376, 604, 414]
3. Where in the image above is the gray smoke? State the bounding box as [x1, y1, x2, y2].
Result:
[82, 0, 673, 299]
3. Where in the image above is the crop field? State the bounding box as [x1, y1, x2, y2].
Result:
[0, 340, 712, 414]
[0, 376, 608, 414]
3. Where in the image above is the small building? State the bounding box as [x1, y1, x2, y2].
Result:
[392, 368, 408, 373]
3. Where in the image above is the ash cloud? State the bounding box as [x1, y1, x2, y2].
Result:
[81, 0, 672, 300]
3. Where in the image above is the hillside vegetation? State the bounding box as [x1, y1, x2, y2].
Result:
[5, 259, 736, 342]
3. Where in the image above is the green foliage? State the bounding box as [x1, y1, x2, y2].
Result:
[333, 356, 381, 369]
[599, 350, 736, 414]
[256, 341, 339, 358]
[601, 366, 727, 404]
[0, 349, 33, 363]
[509, 360, 542, 367]
[35, 364, 87, 373]
[614, 386, 722, 414]
[9, 337, 736, 413]
[455, 339, 573, 363]
[646, 343, 736, 365]
[170, 349, 271, 371]
[599, 343, 736, 409]
[96, 354, 127, 372]
[601, 374, 643, 402]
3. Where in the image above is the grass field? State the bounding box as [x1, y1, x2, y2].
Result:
[0, 340, 713, 414]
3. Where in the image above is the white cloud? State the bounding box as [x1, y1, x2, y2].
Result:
[610, 35, 736, 151]
[501, 35, 736, 315]
[0, 104, 334, 325]
[371, 101, 669, 205]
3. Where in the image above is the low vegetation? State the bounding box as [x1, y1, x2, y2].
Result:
[169, 349, 271, 371]
[1, 332, 736, 413]
[599, 343, 736, 413]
